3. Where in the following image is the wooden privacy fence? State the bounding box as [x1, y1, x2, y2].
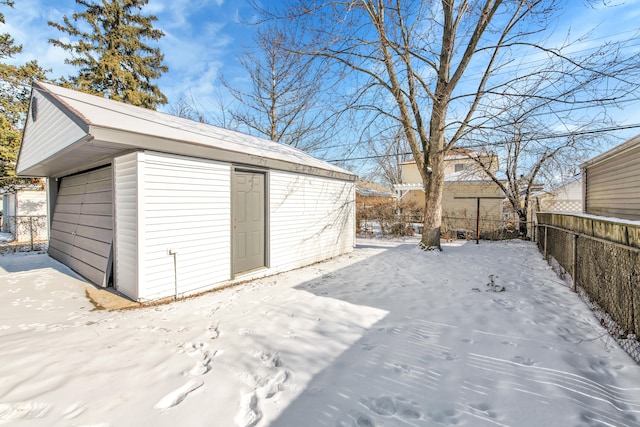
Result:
[537, 213, 640, 338]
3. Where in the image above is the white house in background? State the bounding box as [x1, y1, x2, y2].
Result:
[530, 174, 582, 213]
[17, 82, 356, 302]
[527, 174, 582, 237]
[1, 186, 48, 242]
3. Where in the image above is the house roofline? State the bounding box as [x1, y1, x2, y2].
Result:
[580, 133, 640, 169]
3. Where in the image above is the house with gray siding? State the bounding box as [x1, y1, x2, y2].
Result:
[581, 135, 640, 221]
[17, 82, 356, 302]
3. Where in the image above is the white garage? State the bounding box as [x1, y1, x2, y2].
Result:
[17, 82, 356, 302]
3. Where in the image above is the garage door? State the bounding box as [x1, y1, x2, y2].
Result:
[48, 166, 113, 287]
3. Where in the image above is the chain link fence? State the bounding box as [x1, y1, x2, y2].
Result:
[537, 213, 640, 363]
[0, 215, 49, 252]
[357, 211, 528, 241]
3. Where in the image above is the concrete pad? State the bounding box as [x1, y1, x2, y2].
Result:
[84, 284, 140, 311]
[0, 252, 139, 314]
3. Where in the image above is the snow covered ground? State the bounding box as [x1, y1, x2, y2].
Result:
[1, 238, 640, 426]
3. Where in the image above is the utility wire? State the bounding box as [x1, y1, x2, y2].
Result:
[323, 123, 640, 162]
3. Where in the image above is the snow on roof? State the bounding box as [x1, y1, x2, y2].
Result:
[24, 82, 353, 180]
[443, 169, 504, 183]
[356, 188, 395, 198]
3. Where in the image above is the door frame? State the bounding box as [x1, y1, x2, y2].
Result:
[230, 166, 269, 277]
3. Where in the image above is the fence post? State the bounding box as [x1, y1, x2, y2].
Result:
[475, 198, 480, 244]
[572, 233, 578, 293]
[543, 225, 548, 260]
[30, 216, 34, 251]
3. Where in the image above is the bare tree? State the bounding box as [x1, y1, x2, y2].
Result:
[258, 0, 640, 250]
[370, 128, 412, 189]
[170, 96, 207, 123]
[221, 23, 332, 151]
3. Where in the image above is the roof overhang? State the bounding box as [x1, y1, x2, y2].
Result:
[580, 133, 640, 170]
[18, 82, 356, 182]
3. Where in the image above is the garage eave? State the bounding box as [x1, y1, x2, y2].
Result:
[20, 82, 355, 182]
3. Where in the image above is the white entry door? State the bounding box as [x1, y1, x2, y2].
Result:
[232, 170, 266, 275]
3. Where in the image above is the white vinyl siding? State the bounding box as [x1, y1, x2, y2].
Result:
[139, 152, 231, 301]
[270, 171, 355, 272]
[17, 92, 87, 175]
[113, 152, 139, 300]
[585, 143, 640, 220]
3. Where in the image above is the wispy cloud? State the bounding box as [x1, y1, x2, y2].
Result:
[2, 0, 255, 110]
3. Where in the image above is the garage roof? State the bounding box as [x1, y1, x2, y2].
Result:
[17, 82, 355, 181]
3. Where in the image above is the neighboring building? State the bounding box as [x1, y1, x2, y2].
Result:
[527, 174, 582, 238]
[355, 180, 395, 234]
[581, 135, 640, 220]
[530, 174, 582, 214]
[1, 186, 48, 243]
[356, 180, 394, 209]
[17, 82, 355, 302]
[393, 149, 504, 233]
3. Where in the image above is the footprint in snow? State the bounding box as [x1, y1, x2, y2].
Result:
[339, 410, 374, 427]
[181, 341, 221, 376]
[360, 396, 396, 416]
[206, 323, 219, 340]
[233, 351, 291, 425]
[0, 401, 50, 422]
[359, 396, 423, 421]
[468, 402, 499, 419]
[153, 379, 204, 410]
[428, 407, 461, 425]
[62, 402, 86, 420]
[235, 392, 262, 427]
[393, 363, 412, 374]
[512, 355, 537, 366]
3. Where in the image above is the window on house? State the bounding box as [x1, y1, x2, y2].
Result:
[455, 163, 467, 172]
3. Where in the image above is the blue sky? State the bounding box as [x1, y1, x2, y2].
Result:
[3, 0, 258, 114]
[3, 0, 640, 174]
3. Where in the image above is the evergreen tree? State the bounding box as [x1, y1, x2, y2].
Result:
[0, 1, 48, 189]
[49, 0, 168, 109]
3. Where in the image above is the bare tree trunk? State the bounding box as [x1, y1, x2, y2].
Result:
[517, 210, 528, 237]
[422, 150, 444, 250]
